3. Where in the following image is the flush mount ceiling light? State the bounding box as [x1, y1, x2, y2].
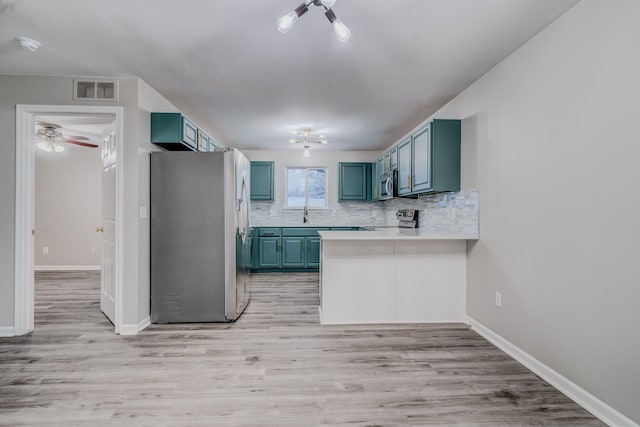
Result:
[289, 129, 328, 157]
[277, 0, 351, 42]
[16, 36, 41, 52]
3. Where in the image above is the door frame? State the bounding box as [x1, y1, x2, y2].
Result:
[14, 104, 125, 335]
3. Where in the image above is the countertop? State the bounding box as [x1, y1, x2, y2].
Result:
[318, 228, 479, 241]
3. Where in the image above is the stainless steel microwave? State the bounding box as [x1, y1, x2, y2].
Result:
[380, 169, 398, 200]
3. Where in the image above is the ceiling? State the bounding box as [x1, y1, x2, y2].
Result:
[0, 0, 579, 151]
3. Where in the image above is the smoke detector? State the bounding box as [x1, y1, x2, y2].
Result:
[16, 37, 41, 52]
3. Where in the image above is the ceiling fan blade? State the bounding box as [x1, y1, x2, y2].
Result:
[64, 135, 90, 141]
[62, 138, 99, 148]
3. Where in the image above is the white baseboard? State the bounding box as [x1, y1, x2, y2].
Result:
[34, 265, 101, 271]
[119, 316, 151, 336]
[0, 326, 16, 337]
[467, 316, 638, 427]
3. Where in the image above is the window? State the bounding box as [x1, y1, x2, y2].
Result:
[286, 167, 328, 208]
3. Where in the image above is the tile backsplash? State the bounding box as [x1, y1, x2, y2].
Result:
[251, 188, 479, 235]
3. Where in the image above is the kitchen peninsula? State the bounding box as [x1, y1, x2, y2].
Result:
[318, 228, 478, 325]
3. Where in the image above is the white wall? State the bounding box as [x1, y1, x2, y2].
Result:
[388, 0, 639, 423]
[0, 75, 139, 328]
[35, 146, 102, 267]
[136, 79, 178, 322]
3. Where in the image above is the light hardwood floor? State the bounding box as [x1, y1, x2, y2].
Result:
[0, 271, 604, 426]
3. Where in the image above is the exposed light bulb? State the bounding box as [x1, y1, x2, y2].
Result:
[324, 9, 350, 42]
[321, 0, 337, 8]
[37, 141, 52, 152]
[332, 19, 351, 42]
[277, 11, 298, 33]
[277, 3, 309, 33]
[303, 146, 311, 157]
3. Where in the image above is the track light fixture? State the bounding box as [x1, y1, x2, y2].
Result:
[277, 0, 351, 42]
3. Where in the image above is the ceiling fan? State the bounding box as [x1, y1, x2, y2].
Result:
[36, 121, 99, 152]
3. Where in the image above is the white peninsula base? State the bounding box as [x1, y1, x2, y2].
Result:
[318, 232, 473, 325]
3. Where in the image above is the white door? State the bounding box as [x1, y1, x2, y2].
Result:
[100, 129, 116, 324]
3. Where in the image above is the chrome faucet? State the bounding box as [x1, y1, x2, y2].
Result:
[303, 206, 309, 223]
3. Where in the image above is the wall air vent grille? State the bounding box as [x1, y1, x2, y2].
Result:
[73, 79, 118, 101]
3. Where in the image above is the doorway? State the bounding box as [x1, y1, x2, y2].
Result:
[15, 105, 124, 335]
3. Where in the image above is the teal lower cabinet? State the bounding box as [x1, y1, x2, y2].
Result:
[281, 237, 305, 267]
[258, 237, 280, 268]
[252, 227, 360, 272]
[306, 237, 321, 268]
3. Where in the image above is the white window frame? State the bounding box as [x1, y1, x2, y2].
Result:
[285, 166, 328, 209]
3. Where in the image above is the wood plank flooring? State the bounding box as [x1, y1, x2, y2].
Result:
[0, 271, 604, 426]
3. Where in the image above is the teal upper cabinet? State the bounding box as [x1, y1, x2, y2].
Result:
[430, 120, 461, 193]
[373, 157, 384, 200]
[390, 147, 398, 171]
[397, 119, 461, 195]
[397, 138, 412, 195]
[338, 162, 371, 201]
[411, 124, 432, 193]
[208, 137, 219, 151]
[197, 130, 209, 152]
[250, 161, 274, 201]
[151, 112, 198, 151]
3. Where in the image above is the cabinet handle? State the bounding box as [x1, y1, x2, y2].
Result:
[276, 240, 279, 251]
[408, 175, 412, 190]
[269, 187, 272, 198]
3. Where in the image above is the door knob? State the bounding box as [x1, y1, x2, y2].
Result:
[96, 226, 104, 233]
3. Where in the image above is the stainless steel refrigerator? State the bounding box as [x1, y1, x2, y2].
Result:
[150, 149, 251, 323]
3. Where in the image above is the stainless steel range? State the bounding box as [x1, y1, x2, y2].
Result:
[396, 209, 419, 228]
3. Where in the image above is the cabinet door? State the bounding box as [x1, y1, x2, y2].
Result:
[384, 152, 391, 172]
[258, 237, 280, 268]
[390, 147, 398, 170]
[250, 161, 274, 201]
[198, 131, 209, 152]
[374, 157, 385, 200]
[306, 237, 321, 268]
[411, 124, 432, 193]
[397, 138, 412, 195]
[181, 117, 198, 149]
[338, 162, 371, 201]
[282, 237, 305, 267]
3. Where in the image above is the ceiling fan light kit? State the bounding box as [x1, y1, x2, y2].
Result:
[37, 140, 64, 153]
[277, 0, 350, 42]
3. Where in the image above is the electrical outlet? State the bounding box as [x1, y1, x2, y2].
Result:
[332, 209, 337, 216]
[91, 247, 96, 254]
[42, 246, 48, 255]
[495, 292, 502, 307]
[371, 210, 378, 217]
